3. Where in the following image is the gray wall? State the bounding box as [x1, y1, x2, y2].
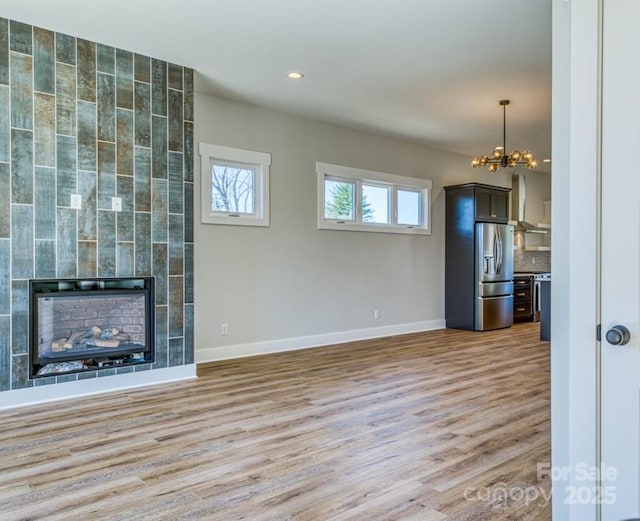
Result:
[194, 93, 511, 355]
[0, 18, 194, 392]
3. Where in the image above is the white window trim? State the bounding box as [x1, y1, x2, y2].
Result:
[317, 162, 432, 235]
[199, 143, 271, 227]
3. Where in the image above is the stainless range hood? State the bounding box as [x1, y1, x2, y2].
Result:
[511, 174, 548, 234]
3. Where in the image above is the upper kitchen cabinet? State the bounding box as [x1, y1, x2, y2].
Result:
[474, 186, 510, 222]
[445, 183, 511, 224]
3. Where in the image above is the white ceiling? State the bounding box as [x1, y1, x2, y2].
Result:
[2, 0, 552, 173]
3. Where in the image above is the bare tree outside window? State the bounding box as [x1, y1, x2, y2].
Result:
[211, 164, 255, 214]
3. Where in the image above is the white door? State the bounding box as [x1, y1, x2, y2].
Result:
[601, 0, 640, 518]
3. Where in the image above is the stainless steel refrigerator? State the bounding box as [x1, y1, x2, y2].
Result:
[444, 183, 514, 332]
[474, 222, 514, 330]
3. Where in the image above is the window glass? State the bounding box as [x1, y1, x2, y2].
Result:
[397, 189, 422, 226]
[324, 179, 356, 220]
[362, 184, 390, 223]
[211, 162, 255, 215]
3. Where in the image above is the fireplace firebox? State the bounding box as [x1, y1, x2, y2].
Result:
[29, 278, 155, 378]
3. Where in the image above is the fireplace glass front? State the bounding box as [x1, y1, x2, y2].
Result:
[29, 278, 155, 378]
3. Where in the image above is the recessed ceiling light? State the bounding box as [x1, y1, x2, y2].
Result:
[543, 158, 551, 163]
[287, 71, 304, 80]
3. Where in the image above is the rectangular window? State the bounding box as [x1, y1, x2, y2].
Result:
[317, 162, 431, 235]
[200, 143, 271, 227]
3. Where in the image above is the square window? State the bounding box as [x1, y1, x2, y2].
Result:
[200, 143, 271, 227]
[211, 161, 256, 215]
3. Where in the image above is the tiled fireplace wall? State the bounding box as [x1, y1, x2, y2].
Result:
[0, 18, 194, 391]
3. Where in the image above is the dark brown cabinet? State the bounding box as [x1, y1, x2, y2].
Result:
[513, 276, 533, 321]
[474, 186, 510, 222]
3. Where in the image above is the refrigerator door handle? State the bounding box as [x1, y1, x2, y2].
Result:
[495, 228, 502, 274]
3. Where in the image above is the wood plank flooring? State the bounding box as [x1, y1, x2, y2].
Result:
[0, 323, 550, 520]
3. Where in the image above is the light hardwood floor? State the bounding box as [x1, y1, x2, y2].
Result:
[0, 323, 550, 520]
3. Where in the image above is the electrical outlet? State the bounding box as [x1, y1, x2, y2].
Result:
[70, 194, 82, 209]
[220, 323, 229, 336]
[111, 197, 123, 212]
[374, 309, 380, 320]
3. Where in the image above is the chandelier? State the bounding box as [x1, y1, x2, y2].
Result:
[471, 99, 537, 172]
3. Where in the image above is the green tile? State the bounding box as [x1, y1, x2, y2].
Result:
[135, 81, 151, 147]
[168, 276, 183, 338]
[77, 38, 96, 102]
[35, 239, 56, 278]
[56, 62, 76, 136]
[98, 210, 116, 277]
[0, 18, 8, 85]
[97, 73, 116, 142]
[153, 305, 168, 368]
[0, 239, 9, 313]
[117, 242, 134, 277]
[0, 85, 8, 162]
[9, 20, 32, 55]
[135, 147, 151, 212]
[96, 43, 114, 74]
[152, 115, 167, 179]
[169, 214, 183, 276]
[152, 243, 168, 306]
[0, 316, 8, 391]
[11, 204, 33, 279]
[97, 142, 116, 210]
[185, 244, 193, 304]
[116, 49, 133, 109]
[0, 163, 8, 237]
[184, 182, 194, 243]
[184, 121, 193, 182]
[56, 135, 76, 207]
[11, 128, 33, 204]
[34, 92, 55, 167]
[135, 212, 151, 276]
[134, 53, 150, 83]
[11, 280, 28, 355]
[168, 63, 182, 91]
[117, 174, 134, 211]
[12, 354, 32, 389]
[117, 210, 134, 242]
[34, 166, 56, 240]
[184, 68, 193, 122]
[77, 241, 97, 277]
[184, 304, 194, 364]
[117, 108, 133, 176]
[168, 338, 184, 367]
[10, 52, 33, 130]
[78, 170, 97, 241]
[152, 179, 168, 243]
[33, 27, 55, 94]
[151, 59, 167, 116]
[56, 207, 77, 277]
[168, 152, 183, 214]
[77, 100, 97, 171]
[168, 90, 183, 152]
[56, 33, 75, 65]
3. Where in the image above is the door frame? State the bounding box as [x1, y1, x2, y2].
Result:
[552, 0, 602, 520]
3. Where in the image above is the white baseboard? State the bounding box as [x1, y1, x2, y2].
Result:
[0, 364, 197, 410]
[196, 319, 446, 363]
